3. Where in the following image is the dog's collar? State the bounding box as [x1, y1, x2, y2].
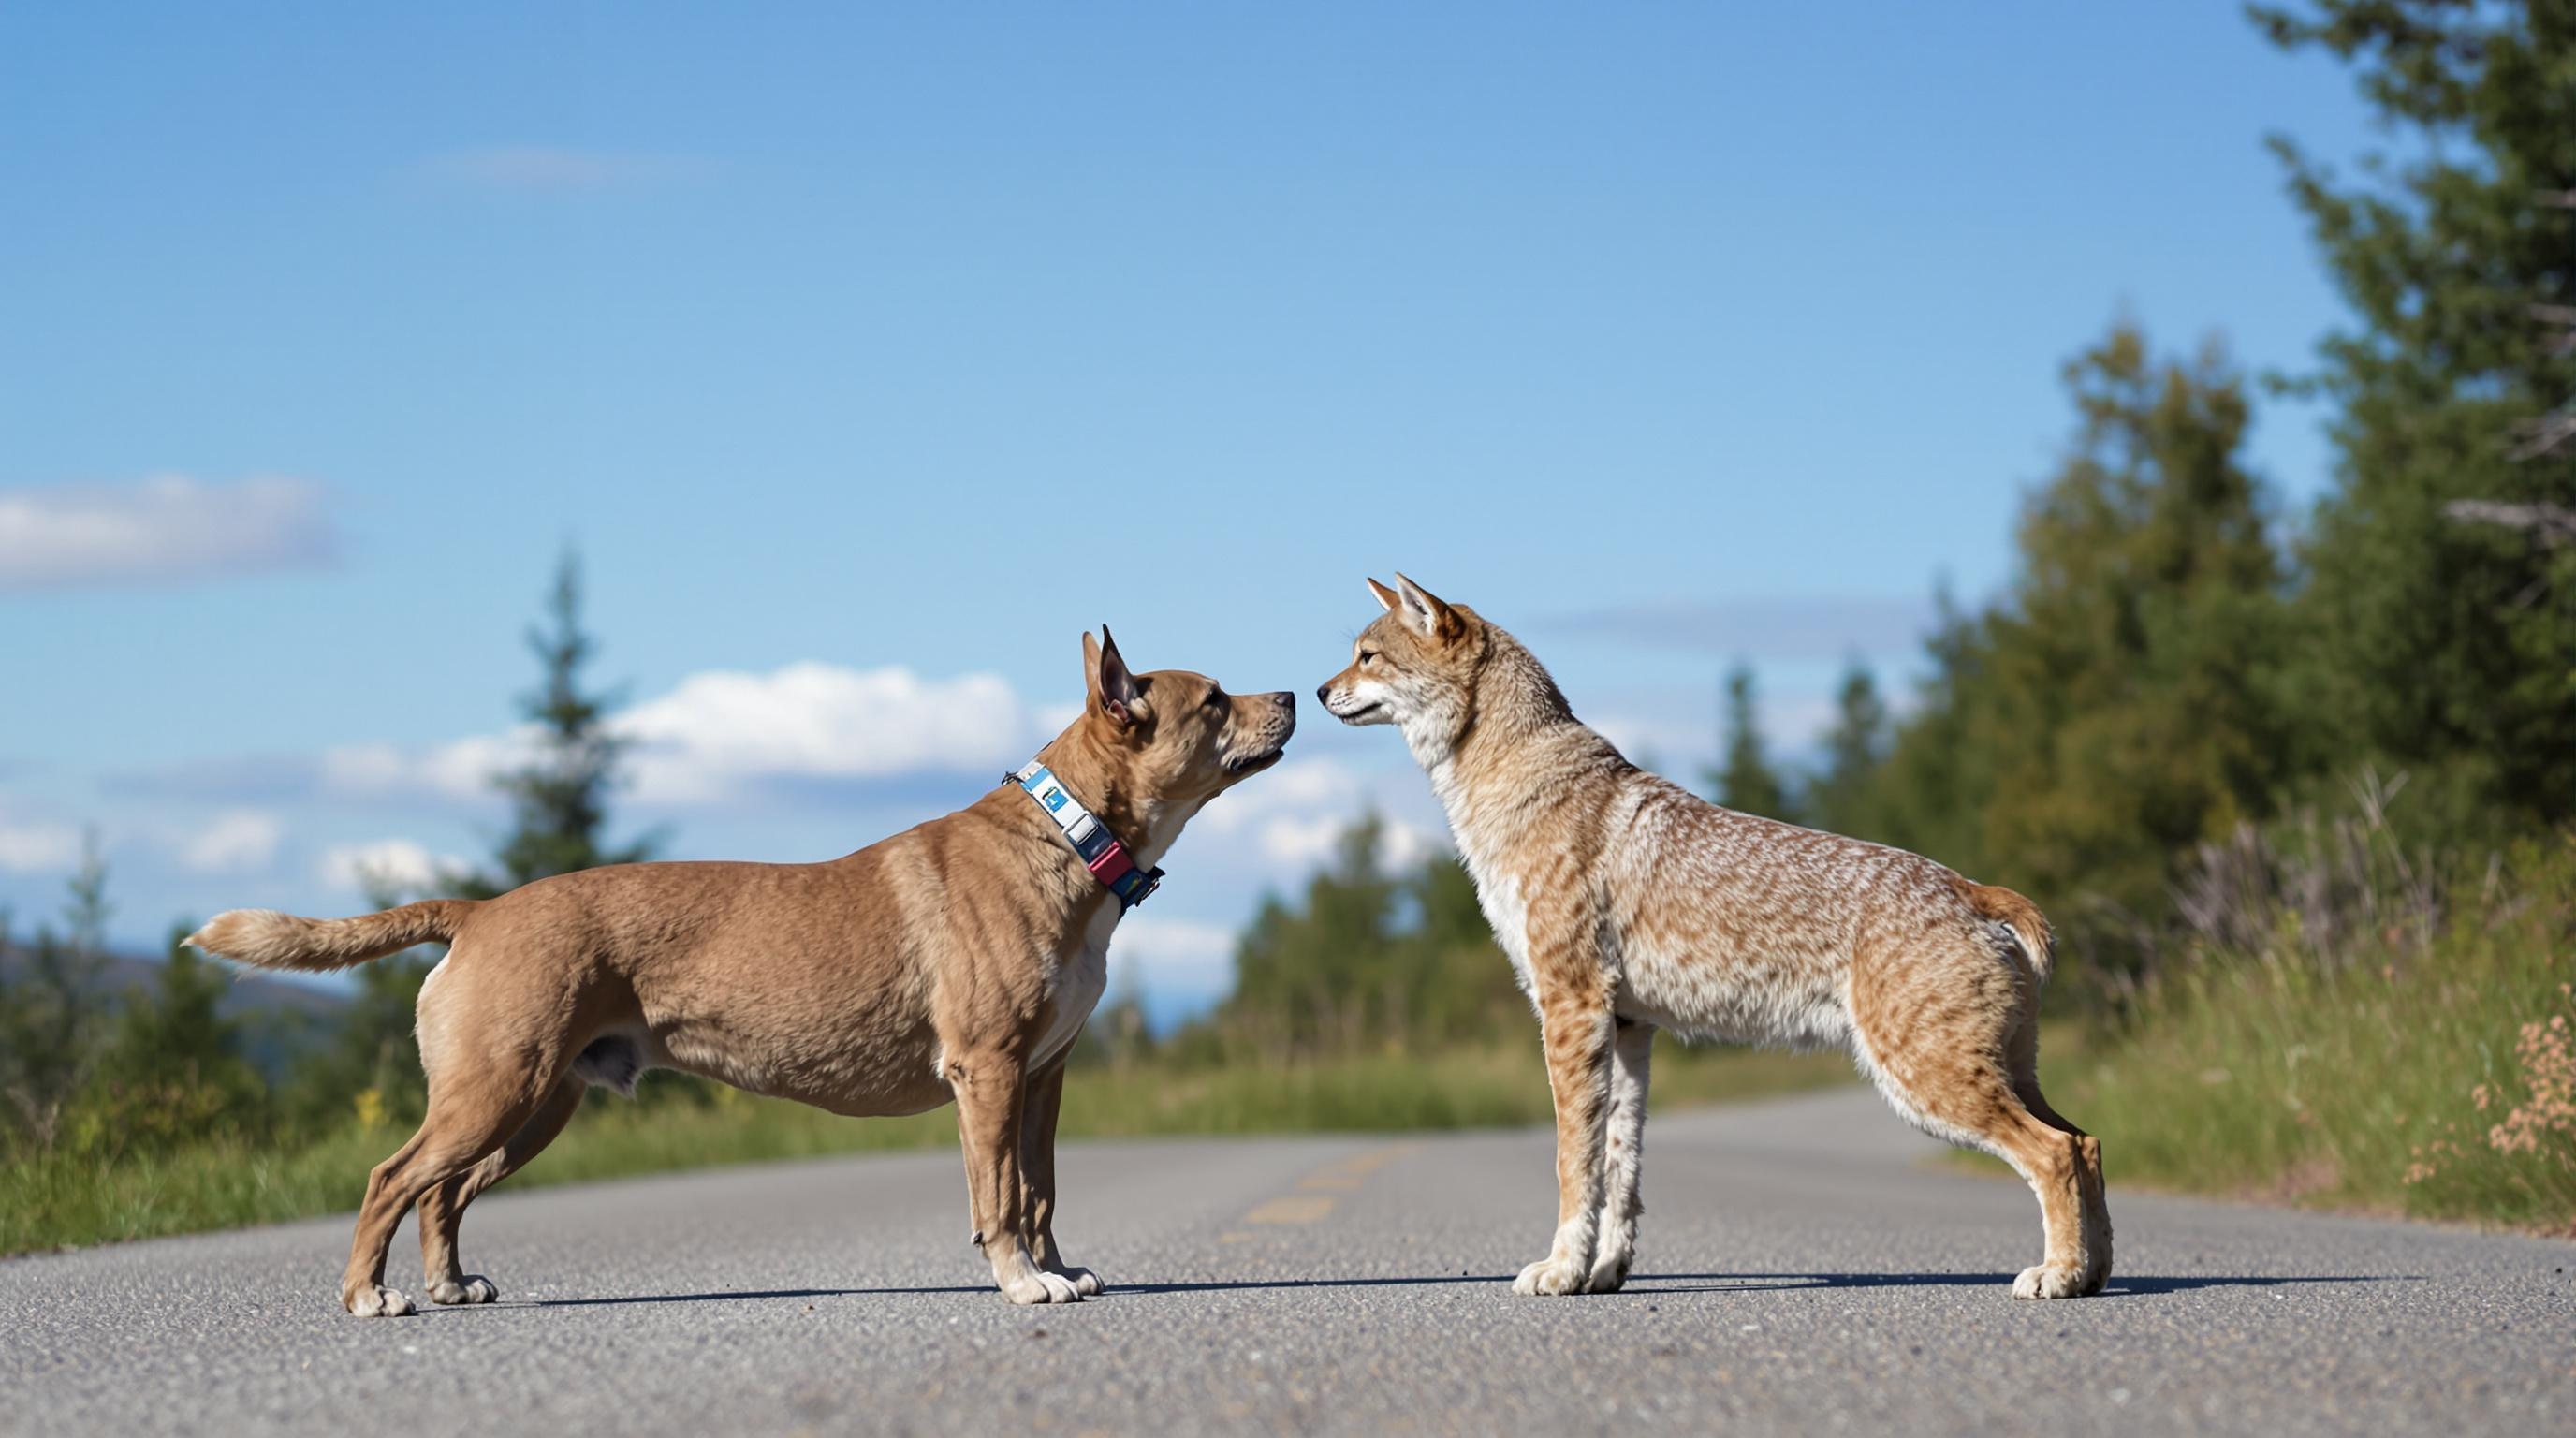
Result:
[1008, 760, 1164, 910]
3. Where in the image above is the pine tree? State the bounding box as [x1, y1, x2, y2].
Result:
[1707, 664, 1797, 823]
[0, 834, 110, 1151]
[294, 550, 653, 1125]
[1807, 659, 1890, 837]
[2254, 0, 2576, 830]
[1864, 323, 2293, 958]
[451, 548, 655, 900]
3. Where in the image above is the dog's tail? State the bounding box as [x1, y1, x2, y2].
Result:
[185, 900, 476, 972]
[1959, 881, 2056, 988]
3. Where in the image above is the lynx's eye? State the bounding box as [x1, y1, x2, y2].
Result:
[1203, 687, 1224, 711]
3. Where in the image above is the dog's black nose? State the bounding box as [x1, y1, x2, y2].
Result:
[1313, 683, 1331, 706]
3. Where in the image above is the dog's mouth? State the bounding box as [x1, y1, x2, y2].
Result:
[1222, 746, 1287, 778]
[1331, 700, 1384, 724]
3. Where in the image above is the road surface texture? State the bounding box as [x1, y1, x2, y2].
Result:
[6, 1087, 2570, 1436]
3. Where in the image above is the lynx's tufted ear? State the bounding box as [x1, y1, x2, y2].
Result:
[1390, 572, 1463, 643]
[1083, 626, 1143, 727]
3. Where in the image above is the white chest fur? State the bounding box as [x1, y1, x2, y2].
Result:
[1463, 858, 1536, 998]
[1032, 904, 1119, 1069]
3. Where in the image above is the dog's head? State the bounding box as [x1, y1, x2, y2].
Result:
[1074, 626, 1295, 802]
[1315, 574, 1485, 740]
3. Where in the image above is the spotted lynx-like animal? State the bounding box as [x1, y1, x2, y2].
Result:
[1318, 576, 2110, 1299]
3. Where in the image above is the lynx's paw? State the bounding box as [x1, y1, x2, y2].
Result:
[344, 1284, 416, 1317]
[1583, 1251, 1632, 1294]
[428, 1274, 499, 1305]
[1049, 1264, 1104, 1297]
[1000, 1269, 1084, 1305]
[1513, 1255, 1589, 1297]
[2012, 1263, 2088, 1299]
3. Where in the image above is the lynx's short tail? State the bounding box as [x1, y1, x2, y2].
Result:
[1960, 881, 2056, 987]
[185, 900, 476, 972]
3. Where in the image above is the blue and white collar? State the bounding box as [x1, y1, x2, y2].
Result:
[1009, 759, 1164, 910]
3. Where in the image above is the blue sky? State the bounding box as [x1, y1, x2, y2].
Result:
[1, 3, 2376, 1023]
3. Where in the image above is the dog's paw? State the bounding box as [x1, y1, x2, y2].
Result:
[1000, 1269, 1084, 1305]
[344, 1284, 416, 1318]
[2012, 1263, 2088, 1300]
[1513, 1255, 1588, 1297]
[428, 1274, 499, 1305]
[1583, 1253, 1632, 1294]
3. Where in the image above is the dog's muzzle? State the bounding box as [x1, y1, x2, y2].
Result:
[1222, 692, 1296, 774]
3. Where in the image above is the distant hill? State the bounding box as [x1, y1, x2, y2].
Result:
[0, 944, 349, 1077]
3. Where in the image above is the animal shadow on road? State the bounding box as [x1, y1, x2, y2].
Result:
[1616, 1271, 2412, 1299]
[1113, 1270, 2412, 1299]
[457, 1270, 2409, 1311]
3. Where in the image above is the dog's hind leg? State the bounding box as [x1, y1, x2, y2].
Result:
[1584, 1017, 1655, 1293]
[340, 953, 567, 1317]
[341, 1079, 550, 1316]
[417, 1077, 588, 1305]
[1017, 1059, 1101, 1296]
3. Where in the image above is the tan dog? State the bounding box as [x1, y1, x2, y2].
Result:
[1318, 576, 2110, 1299]
[190, 630, 1295, 1315]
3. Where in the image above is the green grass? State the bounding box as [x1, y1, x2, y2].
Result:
[1956, 842, 2576, 1234]
[0, 1040, 1852, 1257]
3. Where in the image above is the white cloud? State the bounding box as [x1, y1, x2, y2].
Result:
[420, 147, 702, 194]
[0, 816, 81, 873]
[308, 662, 1050, 810]
[317, 839, 465, 896]
[0, 475, 335, 592]
[177, 810, 281, 873]
[1109, 914, 1238, 1004]
[1195, 756, 1447, 873]
[320, 731, 529, 803]
[1251, 814, 1349, 869]
[620, 663, 1037, 803]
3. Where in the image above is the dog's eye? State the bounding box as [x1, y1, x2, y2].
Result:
[1358, 650, 1378, 665]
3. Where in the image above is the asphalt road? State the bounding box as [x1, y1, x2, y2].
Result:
[6, 1086, 2570, 1437]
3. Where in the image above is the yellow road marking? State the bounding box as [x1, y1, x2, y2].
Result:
[1233, 1143, 1416, 1226]
[1243, 1195, 1337, 1225]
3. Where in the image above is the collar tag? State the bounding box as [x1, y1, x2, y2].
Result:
[1010, 760, 1164, 909]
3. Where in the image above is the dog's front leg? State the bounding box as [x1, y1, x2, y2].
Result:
[1017, 1059, 1102, 1295]
[951, 1050, 1082, 1305]
[1515, 947, 1617, 1297]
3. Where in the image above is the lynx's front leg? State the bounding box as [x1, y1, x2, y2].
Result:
[1515, 954, 1617, 1297]
[1585, 1018, 1654, 1292]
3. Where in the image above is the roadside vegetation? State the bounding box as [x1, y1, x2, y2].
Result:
[3, 0, 2569, 1255]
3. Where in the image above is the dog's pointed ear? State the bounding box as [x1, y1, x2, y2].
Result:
[1087, 624, 1142, 727]
[1391, 572, 1463, 642]
[1366, 577, 1402, 613]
